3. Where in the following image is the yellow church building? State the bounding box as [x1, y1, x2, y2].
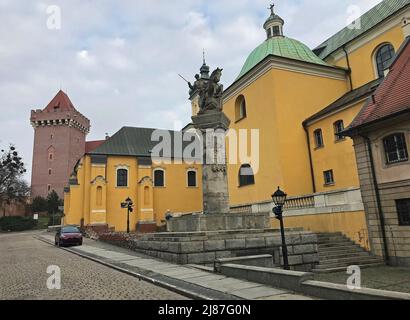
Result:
[64, 0, 410, 245]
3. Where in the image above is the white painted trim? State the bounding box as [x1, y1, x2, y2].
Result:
[140, 209, 154, 212]
[115, 166, 130, 188]
[91, 210, 106, 213]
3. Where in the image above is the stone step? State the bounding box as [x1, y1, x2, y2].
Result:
[317, 232, 343, 237]
[318, 241, 357, 248]
[319, 251, 369, 260]
[318, 245, 364, 253]
[318, 255, 380, 266]
[317, 236, 353, 243]
[314, 257, 384, 270]
[312, 262, 385, 273]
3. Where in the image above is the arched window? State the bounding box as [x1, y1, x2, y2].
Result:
[375, 44, 395, 78]
[383, 133, 408, 164]
[314, 129, 324, 148]
[239, 164, 255, 187]
[334, 120, 345, 141]
[187, 170, 197, 187]
[116, 169, 128, 187]
[235, 95, 247, 121]
[154, 169, 165, 187]
[96, 186, 102, 206]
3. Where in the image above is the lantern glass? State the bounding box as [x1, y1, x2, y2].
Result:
[272, 187, 287, 207]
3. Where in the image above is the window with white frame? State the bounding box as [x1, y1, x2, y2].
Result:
[383, 133, 408, 164]
[334, 120, 345, 141]
[375, 44, 395, 78]
[314, 129, 324, 148]
[323, 170, 335, 185]
[116, 169, 128, 187]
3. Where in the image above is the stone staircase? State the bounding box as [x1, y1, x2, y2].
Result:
[313, 232, 384, 273]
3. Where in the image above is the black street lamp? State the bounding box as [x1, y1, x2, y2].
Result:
[272, 187, 290, 270]
[121, 197, 134, 233]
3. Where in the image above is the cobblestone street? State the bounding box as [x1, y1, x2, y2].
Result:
[0, 231, 186, 300]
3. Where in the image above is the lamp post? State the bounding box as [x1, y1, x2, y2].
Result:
[121, 197, 134, 233]
[272, 187, 290, 270]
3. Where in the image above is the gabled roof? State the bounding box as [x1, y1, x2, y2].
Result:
[43, 90, 76, 112]
[304, 78, 382, 125]
[314, 0, 410, 59]
[89, 127, 199, 160]
[346, 37, 410, 132]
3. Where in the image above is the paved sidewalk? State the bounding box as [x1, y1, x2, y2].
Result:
[315, 265, 410, 294]
[38, 233, 313, 300]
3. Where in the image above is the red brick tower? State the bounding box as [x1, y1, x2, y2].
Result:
[30, 90, 90, 199]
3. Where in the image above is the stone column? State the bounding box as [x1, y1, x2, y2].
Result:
[192, 111, 231, 214]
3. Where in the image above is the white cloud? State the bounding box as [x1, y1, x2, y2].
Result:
[0, 0, 384, 182]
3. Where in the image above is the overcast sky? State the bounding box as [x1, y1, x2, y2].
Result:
[0, 0, 382, 181]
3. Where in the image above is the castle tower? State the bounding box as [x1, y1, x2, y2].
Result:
[30, 90, 90, 199]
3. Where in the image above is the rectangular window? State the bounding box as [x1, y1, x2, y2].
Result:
[154, 170, 165, 187]
[116, 169, 128, 187]
[383, 133, 408, 164]
[334, 120, 345, 141]
[272, 26, 280, 36]
[396, 199, 410, 226]
[314, 129, 324, 148]
[187, 171, 197, 187]
[323, 170, 334, 185]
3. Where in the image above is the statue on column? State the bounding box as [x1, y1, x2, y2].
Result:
[189, 68, 224, 115]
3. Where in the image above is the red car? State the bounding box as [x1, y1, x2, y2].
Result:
[55, 226, 83, 247]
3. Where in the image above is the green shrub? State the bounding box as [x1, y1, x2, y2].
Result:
[0, 216, 38, 232]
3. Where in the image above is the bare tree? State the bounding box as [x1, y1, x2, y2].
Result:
[0, 145, 29, 216]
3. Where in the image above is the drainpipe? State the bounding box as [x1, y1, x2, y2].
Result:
[342, 45, 353, 91]
[361, 134, 390, 264]
[303, 123, 317, 193]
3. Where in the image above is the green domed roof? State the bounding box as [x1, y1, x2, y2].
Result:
[237, 36, 328, 80]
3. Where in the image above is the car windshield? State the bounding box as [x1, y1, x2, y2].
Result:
[62, 227, 80, 234]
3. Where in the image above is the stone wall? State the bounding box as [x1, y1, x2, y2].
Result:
[353, 135, 410, 267]
[99, 229, 319, 271]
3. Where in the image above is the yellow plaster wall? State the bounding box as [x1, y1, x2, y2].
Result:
[331, 24, 404, 89]
[64, 155, 202, 232]
[224, 68, 348, 205]
[307, 100, 365, 193]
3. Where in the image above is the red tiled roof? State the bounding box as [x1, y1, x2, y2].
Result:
[348, 37, 410, 130]
[85, 140, 105, 153]
[43, 90, 76, 112]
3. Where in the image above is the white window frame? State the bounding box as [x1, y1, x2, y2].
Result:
[115, 166, 129, 188]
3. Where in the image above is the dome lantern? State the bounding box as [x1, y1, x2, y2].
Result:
[264, 3, 284, 39]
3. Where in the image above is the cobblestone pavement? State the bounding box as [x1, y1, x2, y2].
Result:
[0, 231, 187, 300]
[315, 266, 410, 293]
